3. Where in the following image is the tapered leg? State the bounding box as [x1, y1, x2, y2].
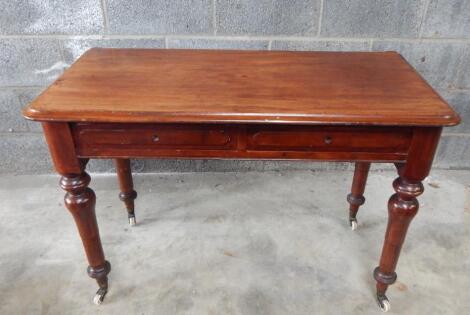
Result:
[115, 159, 138, 226]
[347, 162, 371, 230]
[371, 128, 441, 312]
[60, 170, 111, 304]
[373, 176, 423, 311]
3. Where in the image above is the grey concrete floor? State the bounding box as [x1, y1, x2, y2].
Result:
[0, 169, 469, 315]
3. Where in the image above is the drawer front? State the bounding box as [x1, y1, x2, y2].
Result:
[72, 123, 412, 160]
[73, 123, 237, 154]
[246, 126, 412, 153]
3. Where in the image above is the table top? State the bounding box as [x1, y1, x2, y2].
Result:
[23, 48, 460, 126]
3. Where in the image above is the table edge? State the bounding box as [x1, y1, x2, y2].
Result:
[22, 106, 461, 127]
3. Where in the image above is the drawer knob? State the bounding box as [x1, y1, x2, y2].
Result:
[324, 136, 333, 144]
[152, 135, 160, 142]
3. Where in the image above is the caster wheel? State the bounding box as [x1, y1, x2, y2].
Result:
[377, 294, 390, 312]
[128, 216, 136, 227]
[93, 288, 107, 305]
[350, 219, 358, 231]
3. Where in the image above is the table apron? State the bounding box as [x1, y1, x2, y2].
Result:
[71, 123, 412, 162]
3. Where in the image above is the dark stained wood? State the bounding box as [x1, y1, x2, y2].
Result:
[71, 123, 412, 162]
[27, 49, 461, 309]
[80, 150, 408, 162]
[400, 127, 442, 180]
[23, 48, 460, 126]
[245, 125, 411, 152]
[59, 167, 110, 302]
[73, 123, 237, 151]
[347, 162, 371, 226]
[115, 159, 137, 223]
[374, 126, 442, 308]
[374, 176, 423, 309]
[42, 121, 111, 303]
[60, 170, 106, 267]
[42, 122, 82, 174]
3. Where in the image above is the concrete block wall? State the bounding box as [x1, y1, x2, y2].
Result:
[0, 0, 468, 174]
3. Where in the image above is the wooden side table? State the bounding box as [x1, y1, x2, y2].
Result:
[23, 49, 460, 311]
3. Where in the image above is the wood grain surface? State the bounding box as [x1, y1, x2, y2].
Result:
[23, 48, 460, 126]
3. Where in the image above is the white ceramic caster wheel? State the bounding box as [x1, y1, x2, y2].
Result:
[350, 220, 358, 231]
[379, 299, 390, 312]
[93, 287, 107, 305]
[377, 295, 390, 312]
[350, 219, 358, 231]
[129, 216, 136, 226]
[93, 293, 103, 305]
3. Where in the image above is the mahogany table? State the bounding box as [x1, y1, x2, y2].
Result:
[23, 48, 460, 311]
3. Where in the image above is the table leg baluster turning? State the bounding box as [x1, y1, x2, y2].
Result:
[60, 165, 111, 305]
[347, 162, 371, 230]
[115, 159, 138, 226]
[373, 128, 441, 311]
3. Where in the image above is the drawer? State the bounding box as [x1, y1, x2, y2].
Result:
[246, 125, 412, 153]
[72, 123, 412, 160]
[72, 123, 237, 155]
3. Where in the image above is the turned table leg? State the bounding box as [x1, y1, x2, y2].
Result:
[60, 170, 111, 304]
[347, 162, 371, 230]
[373, 127, 441, 312]
[374, 176, 423, 311]
[42, 122, 115, 305]
[115, 159, 138, 226]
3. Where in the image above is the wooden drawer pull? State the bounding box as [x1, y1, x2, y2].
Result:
[324, 136, 333, 144]
[152, 135, 160, 142]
